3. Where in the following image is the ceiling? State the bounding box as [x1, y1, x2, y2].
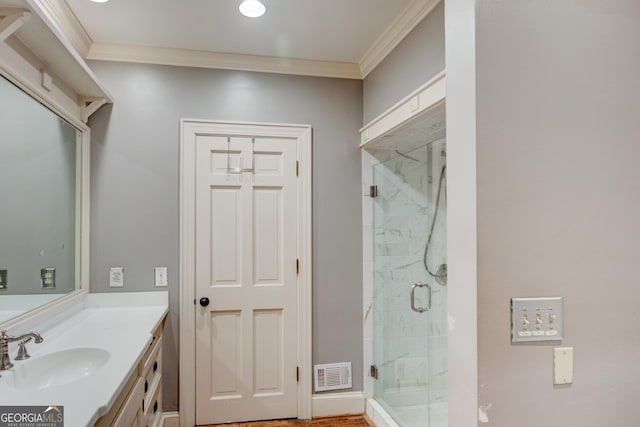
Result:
[61, 0, 435, 78]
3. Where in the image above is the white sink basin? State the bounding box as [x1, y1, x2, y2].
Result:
[8, 348, 110, 390]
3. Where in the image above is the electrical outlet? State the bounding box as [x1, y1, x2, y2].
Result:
[154, 267, 168, 287]
[109, 267, 124, 288]
[41, 267, 56, 289]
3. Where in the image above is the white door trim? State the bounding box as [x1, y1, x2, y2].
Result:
[179, 119, 313, 427]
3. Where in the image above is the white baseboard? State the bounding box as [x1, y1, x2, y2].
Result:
[162, 411, 180, 427]
[162, 395, 365, 425]
[312, 392, 365, 417]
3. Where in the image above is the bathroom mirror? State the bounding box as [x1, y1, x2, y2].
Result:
[0, 74, 83, 324]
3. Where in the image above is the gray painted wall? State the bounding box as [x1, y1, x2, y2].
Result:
[476, 1, 640, 425]
[87, 61, 363, 411]
[362, 1, 445, 125]
[0, 75, 76, 297]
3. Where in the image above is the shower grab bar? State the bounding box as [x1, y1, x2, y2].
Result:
[410, 283, 432, 313]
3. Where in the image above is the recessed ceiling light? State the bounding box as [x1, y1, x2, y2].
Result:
[90, 0, 110, 3]
[239, 0, 266, 18]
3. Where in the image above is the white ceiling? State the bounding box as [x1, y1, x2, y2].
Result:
[64, 0, 414, 64]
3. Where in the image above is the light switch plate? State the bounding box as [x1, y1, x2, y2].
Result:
[154, 267, 168, 287]
[511, 297, 563, 342]
[109, 267, 124, 288]
[554, 347, 574, 385]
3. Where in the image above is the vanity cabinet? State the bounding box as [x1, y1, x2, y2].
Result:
[95, 320, 165, 427]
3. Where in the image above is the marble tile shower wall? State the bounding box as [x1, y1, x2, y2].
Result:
[372, 141, 447, 404]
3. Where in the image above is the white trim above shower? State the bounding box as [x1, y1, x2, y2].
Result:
[360, 71, 445, 149]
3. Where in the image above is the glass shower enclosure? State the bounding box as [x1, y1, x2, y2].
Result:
[372, 137, 447, 427]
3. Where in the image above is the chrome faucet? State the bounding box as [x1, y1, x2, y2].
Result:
[0, 330, 43, 370]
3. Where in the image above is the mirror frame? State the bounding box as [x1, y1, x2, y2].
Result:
[0, 70, 90, 332]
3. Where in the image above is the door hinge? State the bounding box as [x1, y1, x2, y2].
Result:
[296, 161, 299, 177]
[370, 365, 378, 380]
[369, 185, 378, 198]
[296, 366, 300, 382]
[296, 259, 299, 275]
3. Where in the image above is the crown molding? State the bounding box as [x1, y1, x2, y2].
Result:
[29, 0, 438, 80]
[87, 43, 363, 80]
[27, 0, 92, 58]
[358, 0, 441, 78]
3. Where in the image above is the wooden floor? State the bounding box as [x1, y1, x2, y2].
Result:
[203, 415, 374, 427]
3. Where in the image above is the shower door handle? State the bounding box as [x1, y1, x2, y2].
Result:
[410, 283, 431, 313]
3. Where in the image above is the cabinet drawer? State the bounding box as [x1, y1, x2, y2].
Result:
[140, 335, 162, 379]
[141, 338, 162, 404]
[142, 384, 162, 427]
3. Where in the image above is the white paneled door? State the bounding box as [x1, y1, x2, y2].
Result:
[194, 134, 299, 425]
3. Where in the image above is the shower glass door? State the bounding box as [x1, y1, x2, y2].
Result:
[372, 138, 447, 427]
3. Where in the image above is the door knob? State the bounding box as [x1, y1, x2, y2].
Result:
[199, 297, 210, 307]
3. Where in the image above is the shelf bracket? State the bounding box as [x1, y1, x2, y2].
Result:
[80, 97, 108, 123]
[0, 9, 31, 43]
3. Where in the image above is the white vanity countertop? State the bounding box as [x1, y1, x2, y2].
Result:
[0, 291, 168, 427]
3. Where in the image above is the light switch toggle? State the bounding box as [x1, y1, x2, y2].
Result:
[536, 313, 543, 325]
[548, 312, 556, 324]
[522, 315, 530, 326]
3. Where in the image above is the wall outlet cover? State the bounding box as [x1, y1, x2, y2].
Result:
[40, 267, 56, 289]
[554, 347, 574, 385]
[109, 267, 124, 288]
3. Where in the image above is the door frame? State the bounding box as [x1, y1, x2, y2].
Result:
[179, 119, 313, 426]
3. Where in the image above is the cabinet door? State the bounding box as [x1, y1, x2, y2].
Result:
[112, 379, 144, 427]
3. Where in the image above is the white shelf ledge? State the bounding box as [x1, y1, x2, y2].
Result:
[360, 70, 446, 149]
[0, 0, 111, 126]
